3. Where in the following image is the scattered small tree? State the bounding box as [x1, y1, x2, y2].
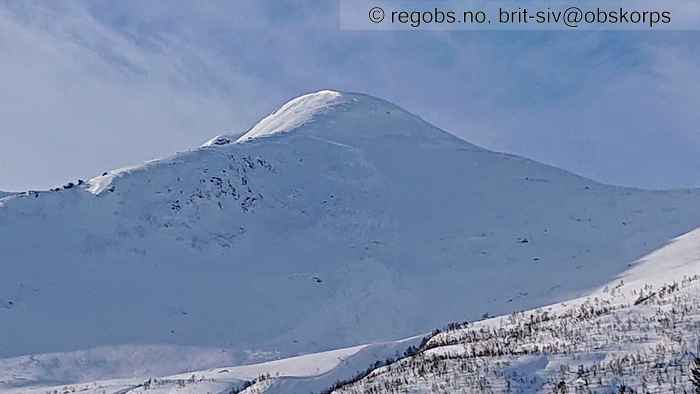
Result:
[690, 356, 700, 393]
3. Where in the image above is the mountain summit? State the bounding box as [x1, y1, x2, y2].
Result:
[2, 91, 700, 383]
[204, 90, 457, 146]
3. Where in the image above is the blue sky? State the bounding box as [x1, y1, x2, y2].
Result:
[1, 0, 699, 190]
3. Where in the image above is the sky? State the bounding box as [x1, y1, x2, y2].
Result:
[0, 0, 699, 191]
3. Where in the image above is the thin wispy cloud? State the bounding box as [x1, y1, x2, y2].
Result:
[0, 0, 698, 190]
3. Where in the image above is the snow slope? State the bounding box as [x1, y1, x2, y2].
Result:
[2, 90, 700, 387]
[4, 337, 422, 394]
[329, 228, 700, 393]
[14, 226, 700, 394]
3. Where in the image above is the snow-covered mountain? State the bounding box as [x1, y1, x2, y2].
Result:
[2, 90, 700, 388]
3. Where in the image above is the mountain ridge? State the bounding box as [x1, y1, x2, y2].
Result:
[2, 90, 700, 386]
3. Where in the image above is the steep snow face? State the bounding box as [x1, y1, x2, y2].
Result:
[203, 90, 346, 146]
[237, 90, 345, 142]
[2, 90, 700, 385]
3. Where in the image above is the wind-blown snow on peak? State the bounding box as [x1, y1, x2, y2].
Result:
[238, 90, 345, 142]
[203, 90, 346, 146]
[204, 89, 452, 147]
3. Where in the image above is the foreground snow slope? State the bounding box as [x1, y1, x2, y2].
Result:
[2, 90, 700, 386]
[330, 229, 700, 393]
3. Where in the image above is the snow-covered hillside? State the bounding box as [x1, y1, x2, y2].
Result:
[327, 228, 700, 394]
[12, 227, 700, 394]
[2, 90, 700, 389]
